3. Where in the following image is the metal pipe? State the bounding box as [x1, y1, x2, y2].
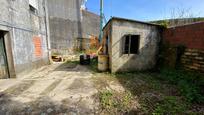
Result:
[99, 0, 103, 43]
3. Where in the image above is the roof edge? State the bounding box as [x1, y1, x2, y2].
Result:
[168, 21, 204, 28]
[103, 17, 162, 30]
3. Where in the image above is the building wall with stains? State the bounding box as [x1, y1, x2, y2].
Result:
[47, 0, 100, 51]
[0, 0, 49, 77]
[104, 18, 162, 73]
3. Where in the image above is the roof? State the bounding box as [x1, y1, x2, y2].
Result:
[103, 17, 162, 30]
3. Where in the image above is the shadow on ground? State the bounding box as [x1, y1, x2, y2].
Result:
[0, 93, 94, 115]
[89, 58, 204, 114]
[1, 59, 203, 115]
[0, 62, 98, 114]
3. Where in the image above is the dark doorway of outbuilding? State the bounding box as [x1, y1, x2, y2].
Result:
[0, 31, 9, 79]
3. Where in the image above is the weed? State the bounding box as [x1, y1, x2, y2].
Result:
[153, 96, 187, 114]
[122, 91, 133, 109]
[159, 68, 204, 103]
[89, 57, 98, 72]
[99, 90, 135, 114]
[66, 60, 79, 64]
[99, 90, 113, 110]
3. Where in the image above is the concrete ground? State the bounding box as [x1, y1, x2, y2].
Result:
[0, 63, 99, 115]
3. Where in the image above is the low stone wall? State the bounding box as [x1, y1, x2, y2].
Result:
[181, 49, 204, 72]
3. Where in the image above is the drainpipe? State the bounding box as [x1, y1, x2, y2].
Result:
[44, 0, 51, 63]
[99, 0, 103, 43]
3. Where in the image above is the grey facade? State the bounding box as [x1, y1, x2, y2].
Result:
[47, 0, 100, 50]
[0, 0, 49, 78]
[103, 17, 162, 73]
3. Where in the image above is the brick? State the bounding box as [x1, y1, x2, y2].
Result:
[184, 52, 192, 55]
[193, 63, 201, 67]
[195, 57, 204, 60]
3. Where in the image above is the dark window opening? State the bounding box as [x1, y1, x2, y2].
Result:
[29, 5, 37, 14]
[105, 36, 109, 55]
[123, 35, 140, 54]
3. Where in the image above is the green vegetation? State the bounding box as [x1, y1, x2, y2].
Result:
[151, 17, 204, 27]
[66, 60, 79, 64]
[152, 96, 187, 115]
[92, 69, 203, 114]
[99, 90, 135, 114]
[64, 60, 79, 68]
[88, 57, 204, 114]
[88, 57, 99, 73]
[160, 20, 168, 28]
[159, 68, 204, 103]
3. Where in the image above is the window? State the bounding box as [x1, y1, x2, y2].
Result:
[29, 0, 38, 14]
[123, 35, 140, 54]
[29, 5, 37, 14]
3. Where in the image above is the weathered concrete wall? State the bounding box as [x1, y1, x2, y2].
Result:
[102, 22, 112, 69]
[106, 19, 161, 73]
[81, 10, 100, 38]
[0, 0, 49, 76]
[47, 0, 100, 51]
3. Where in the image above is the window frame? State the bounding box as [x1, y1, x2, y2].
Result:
[29, 0, 38, 15]
[122, 34, 140, 55]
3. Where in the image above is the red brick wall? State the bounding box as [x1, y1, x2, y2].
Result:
[162, 22, 204, 72]
[163, 22, 204, 50]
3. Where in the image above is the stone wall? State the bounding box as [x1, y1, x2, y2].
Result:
[0, 0, 49, 77]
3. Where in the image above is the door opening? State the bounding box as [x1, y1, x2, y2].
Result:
[0, 31, 9, 79]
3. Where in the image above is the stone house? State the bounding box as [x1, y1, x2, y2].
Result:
[0, 0, 49, 78]
[102, 17, 163, 73]
[0, 0, 99, 78]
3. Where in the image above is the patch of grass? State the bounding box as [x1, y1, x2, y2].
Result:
[159, 68, 204, 103]
[89, 65, 204, 114]
[66, 60, 79, 64]
[65, 60, 79, 68]
[153, 96, 188, 115]
[100, 90, 114, 110]
[99, 90, 135, 114]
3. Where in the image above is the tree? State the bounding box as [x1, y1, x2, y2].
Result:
[168, 7, 200, 27]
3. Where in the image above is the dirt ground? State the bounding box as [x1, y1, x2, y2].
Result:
[0, 61, 203, 115]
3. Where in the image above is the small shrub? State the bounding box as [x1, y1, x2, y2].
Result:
[89, 57, 98, 73]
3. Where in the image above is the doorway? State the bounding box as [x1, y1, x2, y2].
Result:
[0, 31, 9, 79]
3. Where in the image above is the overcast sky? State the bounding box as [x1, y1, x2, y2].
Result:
[86, 0, 204, 21]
